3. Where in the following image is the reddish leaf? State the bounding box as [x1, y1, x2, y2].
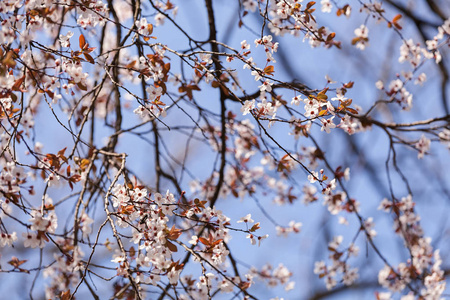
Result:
[392, 14, 402, 23]
[79, 34, 86, 49]
[392, 14, 403, 30]
[12, 76, 25, 91]
[211, 239, 223, 247]
[198, 237, 210, 247]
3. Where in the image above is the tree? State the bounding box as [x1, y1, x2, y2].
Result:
[0, 0, 449, 299]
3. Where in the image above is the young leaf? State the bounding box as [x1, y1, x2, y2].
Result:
[79, 34, 86, 49]
[264, 65, 275, 75]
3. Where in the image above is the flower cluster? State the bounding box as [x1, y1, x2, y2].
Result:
[0, 0, 447, 299]
[377, 195, 445, 296]
[245, 1, 340, 48]
[314, 236, 359, 290]
[76, 0, 108, 28]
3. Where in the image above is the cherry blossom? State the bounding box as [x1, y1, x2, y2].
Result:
[0, 0, 448, 299]
[415, 135, 430, 159]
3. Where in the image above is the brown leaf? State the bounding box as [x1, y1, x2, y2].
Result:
[327, 32, 336, 41]
[343, 81, 354, 88]
[60, 290, 71, 300]
[167, 225, 182, 240]
[317, 93, 328, 100]
[70, 174, 82, 183]
[35, 231, 49, 243]
[250, 223, 261, 232]
[10, 93, 17, 102]
[57, 147, 67, 157]
[346, 107, 359, 114]
[83, 53, 95, 64]
[8, 256, 27, 268]
[342, 99, 353, 106]
[125, 60, 137, 69]
[77, 82, 87, 91]
[165, 240, 178, 252]
[45, 90, 54, 99]
[2, 51, 16, 68]
[238, 281, 251, 290]
[306, 1, 316, 10]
